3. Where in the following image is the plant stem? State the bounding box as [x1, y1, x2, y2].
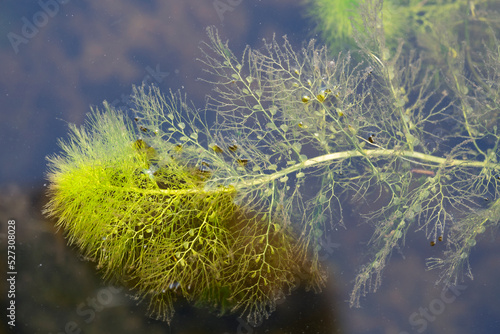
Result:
[237, 149, 498, 188]
[144, 149, 497, 197]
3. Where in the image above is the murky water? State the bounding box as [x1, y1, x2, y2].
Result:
[1, 1, 499, 333]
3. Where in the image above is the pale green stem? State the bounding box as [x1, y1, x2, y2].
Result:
[238, 149, 497, 188]
[128, 149, 498, 196]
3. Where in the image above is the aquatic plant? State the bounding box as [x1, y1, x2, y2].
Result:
[44, 100, 319, 325]
[45, 0, 500, 325]
[304, 0, 411, 51]
[305, 0, 500, 61]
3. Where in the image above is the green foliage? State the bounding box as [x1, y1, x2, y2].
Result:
[304, 0, 411, 51]
[305, 0, 500, 61]
[303, 0, 361, 50]
[44, 101, 319, 325]
[46, 0, 500, 325]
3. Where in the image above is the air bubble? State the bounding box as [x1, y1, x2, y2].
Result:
[476, 226, 485, 234]
[467, 239, 476, 247]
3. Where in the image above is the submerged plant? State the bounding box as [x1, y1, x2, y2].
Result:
[45, 0, 500, 325]
[305, 0, 500, 66]
[304, 0, 411, 51]
[44, 100, 319, 325]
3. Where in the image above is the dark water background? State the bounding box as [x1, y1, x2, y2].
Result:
[0, 1, 499, 333]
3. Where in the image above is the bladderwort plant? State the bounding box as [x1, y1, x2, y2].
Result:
[45, 0, 500, 326]
[304, 0, 410, 51]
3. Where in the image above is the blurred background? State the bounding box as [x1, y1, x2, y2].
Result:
[0, 0, 499, 333]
